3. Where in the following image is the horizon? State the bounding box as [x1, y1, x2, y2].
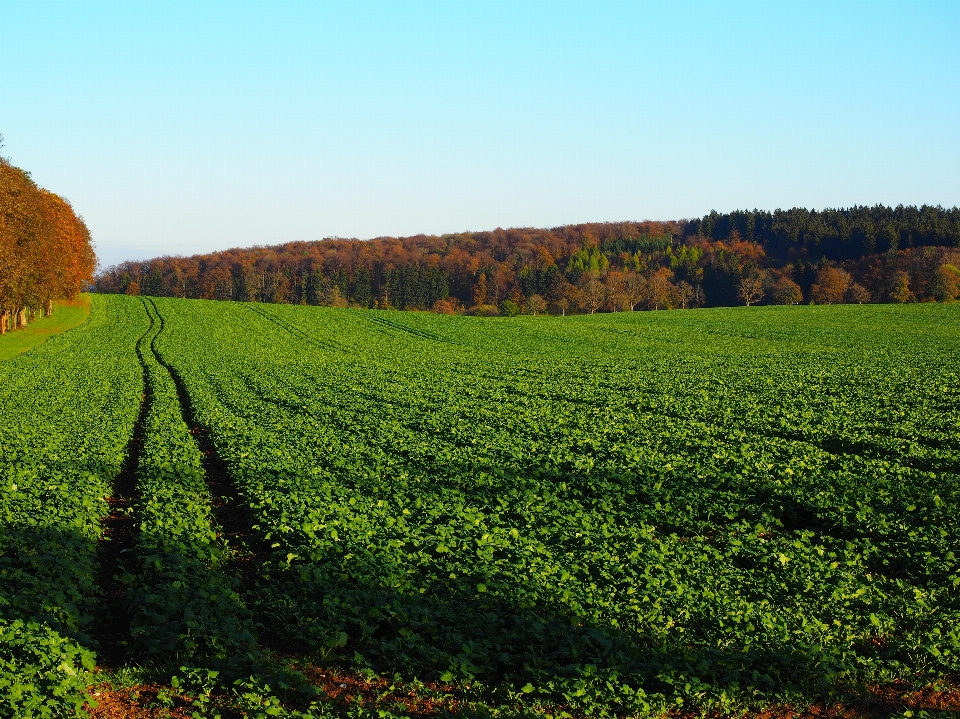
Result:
[3, 0, 959, 270]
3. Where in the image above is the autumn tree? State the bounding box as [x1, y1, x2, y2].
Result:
[473, 273, 488, 307]
[604, 270, 627, 312]
[325, 286, 348, 308]
[889, 271, 914, 303]
[563, 284, 586, 315]
[737, 272, 766, 306]
[676, 281, 695, 309]
[929, 264, 959, 302]
[647, 268, 676, 310]
[701, 235, 765, 307]
[580, 272, 606, 314]
[0, 161, 41, 328]
[620, 271, 647, 310]
[810, 267, 851, 304]
[526, 294, 547, 315]
[1, 155, 94, 332]
[846, 282, 871, 304]
[771, 276, 803, 305]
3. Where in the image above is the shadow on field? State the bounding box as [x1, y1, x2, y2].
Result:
[248, 562, 858, 707]
[233, 467, 900, 718]
[0, 523, 101, 642]
[0, 501, 259, 667]
[223, 456, 946, 710]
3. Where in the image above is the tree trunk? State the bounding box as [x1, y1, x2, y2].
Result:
[0, 312, 6, 334]
[46, 299, 53, 316]
[18, 308, 27, 328]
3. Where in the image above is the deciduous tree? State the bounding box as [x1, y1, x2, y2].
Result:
[846, 282, 871, 304]
[580, 273, 606, 314]
[737, 273, 766, 306]
[473, 273, 488, 307]
[929, 264, 959, 302]
[889, 271, 914, 303]
[810, 267, 851, 304]
[771, 276, 803, 305]
[621, 271, 646, 311]
[647, 268, 677, 310]
[526, 294, 547, 315]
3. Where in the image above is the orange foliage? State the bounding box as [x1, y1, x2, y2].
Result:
[0, 159, 95, 321]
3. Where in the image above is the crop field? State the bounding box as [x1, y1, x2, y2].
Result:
[1, 295, 959, 718]
[0, 295, 147, 715]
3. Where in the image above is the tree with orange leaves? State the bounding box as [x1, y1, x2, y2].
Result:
[0, 152, 95, 333]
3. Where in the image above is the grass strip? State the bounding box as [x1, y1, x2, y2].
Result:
[0, 295, 92, 361]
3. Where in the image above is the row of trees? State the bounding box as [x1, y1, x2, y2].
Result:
[0, 138, 96, 333]
[96, 207, 960, 315]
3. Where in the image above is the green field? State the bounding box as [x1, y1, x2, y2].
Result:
[1, 295, 958, 718]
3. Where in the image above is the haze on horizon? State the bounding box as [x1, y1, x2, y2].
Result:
[2, 0, 958, 270]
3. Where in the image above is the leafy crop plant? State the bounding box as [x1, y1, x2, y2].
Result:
[0, 295, 146, 716]
[3, 296, 959, 717]
[141, 298, 960, 716]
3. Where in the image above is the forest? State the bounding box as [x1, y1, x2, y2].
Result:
[96, 205, 960, 314]
[0, 140, 96, 332]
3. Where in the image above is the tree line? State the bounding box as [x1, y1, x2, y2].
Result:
[0, 139, 96, 333]
[692, 205, 960, 261]
[95, 206, 960, 314]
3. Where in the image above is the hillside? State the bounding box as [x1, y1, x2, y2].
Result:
[95, 206, 960, 313]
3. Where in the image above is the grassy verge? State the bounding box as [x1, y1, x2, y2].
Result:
[0, 294, 92, 360]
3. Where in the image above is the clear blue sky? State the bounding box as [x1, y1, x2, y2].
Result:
[2, 1, 958, 268]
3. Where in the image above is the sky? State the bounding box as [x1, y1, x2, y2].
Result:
[1, 0, 958, 269]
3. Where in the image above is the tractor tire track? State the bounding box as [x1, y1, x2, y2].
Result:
[246, 303, 344, 352]
[144, 299, 267, 571]
[89, 299, 154, 668]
